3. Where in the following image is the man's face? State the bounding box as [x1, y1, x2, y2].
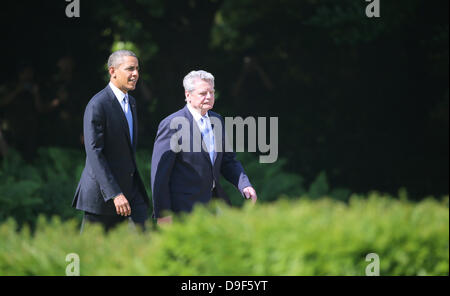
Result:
[109, 56, 139, 93]
[186, 79, 215, 114]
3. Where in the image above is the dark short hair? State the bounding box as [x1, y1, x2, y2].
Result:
[107, 50, 137, 68]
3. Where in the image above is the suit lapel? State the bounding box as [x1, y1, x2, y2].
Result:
[183, 105, 212, 165]
[105, 86, 134, 151]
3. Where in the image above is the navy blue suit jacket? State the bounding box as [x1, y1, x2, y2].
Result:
[151, 105, 252, 218]
[72, 85, 149, 215]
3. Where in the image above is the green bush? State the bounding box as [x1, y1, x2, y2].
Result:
[0, 194, 448, 275]
[221, 152, 306, 206]
[0, 148, 314, 226]
[221, 152, 352, 205]
[0, 148, 85, 227]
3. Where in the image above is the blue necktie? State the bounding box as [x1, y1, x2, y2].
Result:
[123, 95, 133, 144]
[200, 116, 215, 163]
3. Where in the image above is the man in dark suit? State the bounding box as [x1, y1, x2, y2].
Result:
[151, 70, 257, 225]
[72, 50, 150, 232]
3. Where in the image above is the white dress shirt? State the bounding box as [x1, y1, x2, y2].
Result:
[109, 82, 128, 112]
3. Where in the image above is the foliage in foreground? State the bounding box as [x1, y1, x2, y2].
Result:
[0, 194, 448, 276]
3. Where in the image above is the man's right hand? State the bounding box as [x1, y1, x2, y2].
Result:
[113, 193, 131, 216]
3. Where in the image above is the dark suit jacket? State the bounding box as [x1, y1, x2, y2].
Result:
[151, 105, 252, 218]
[72, 85, 149, 215]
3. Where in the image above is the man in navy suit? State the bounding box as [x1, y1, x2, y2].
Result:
[151, 70, 257, 225]
[72, 50, 150, 232]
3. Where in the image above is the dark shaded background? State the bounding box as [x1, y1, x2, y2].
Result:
[0, 0, 448, 200]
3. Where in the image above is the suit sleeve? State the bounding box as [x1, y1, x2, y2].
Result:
[221, 151, 252, 195]
[83, 100, 122, 201]
[151, 118, 177, 218]
[219, 117, 253, 196]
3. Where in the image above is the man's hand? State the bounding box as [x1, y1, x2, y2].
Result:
[113, 193, 131, 216]
[243, 187, 257, 204]
[157, 216, 173, 226]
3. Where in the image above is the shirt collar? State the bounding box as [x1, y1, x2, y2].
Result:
[109, 81, 127, 104]
[186, 103, 208, 123]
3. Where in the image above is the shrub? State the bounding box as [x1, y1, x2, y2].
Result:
[221, 152, 352, 205]
[0, 148, 315, 226]
[0, 194, 447, 276]
[221, 152, 306, 206]
[0, 148, 84, 227]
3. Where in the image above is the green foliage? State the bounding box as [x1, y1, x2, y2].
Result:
[0, 148, 314, 226]
[33, 148, 85, 221]
[221, 153, 306, 206]
[2, 0, 448, 203]
[221, 153, 351, 205]
[0, 150, 43, 226]
[0, 148, 355, 227]
[308, 170, 329, 199]
[308, 171, 352, 201]
[304, 0, 388, 45]
[0, 148, 85, 227]
[0, 195, 447, 275]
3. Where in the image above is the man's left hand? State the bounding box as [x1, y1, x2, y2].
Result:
[243, 187, 257, 204]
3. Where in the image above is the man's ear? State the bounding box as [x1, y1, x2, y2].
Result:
[185, 91, 190, 103]
[109, 67, 116, 79]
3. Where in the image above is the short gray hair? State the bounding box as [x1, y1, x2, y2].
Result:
[107, 50, 137, 68]
[183, 70, 215, 92]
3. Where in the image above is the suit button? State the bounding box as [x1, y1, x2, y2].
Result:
[130, 172, 134, 177]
